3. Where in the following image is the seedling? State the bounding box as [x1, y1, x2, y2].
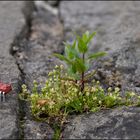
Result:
[54, 31, 106, 92]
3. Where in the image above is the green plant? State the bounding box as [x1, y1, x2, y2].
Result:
[54, 31, 106, 92]
[19, 84, 30, 101]
[20, 31, 139, 140]
[21, 68, 139, 120]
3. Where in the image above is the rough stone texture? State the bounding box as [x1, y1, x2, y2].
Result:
[62, 107, 140, 139]
[13, 3, 63, 139]
[24, 120, 54, 139]
[60, 1, 140, 92]
[16, 4, 63, 88]
[0, 1, 25, 139]
[60, 1, 140, 139]
[45, 0, 59, 6]
[6, 1, 140, 139]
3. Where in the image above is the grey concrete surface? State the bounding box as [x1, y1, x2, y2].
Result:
[2, 1, 140, 139]
[60, 1, 140, 139]
[62, 106, 140, 139]
[13, 3, 63, 139]
[0, 1, 25, 139]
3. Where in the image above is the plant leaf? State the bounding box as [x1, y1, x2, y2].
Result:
[85, 62, 90, 70]
[53, 53, 72, 64]
[67, 66, 79, 80]
[86, 31, 96, 44]
[72, 40, 77, 49]
[66, 46, 79, 59]
[77, 36, 88, 53]
[65, 46, 74, 59]
[75, 58, 86, 73]
[71, 64, 77, 73]
[82, 34, 87, 43]
[88, 52, 106, 60]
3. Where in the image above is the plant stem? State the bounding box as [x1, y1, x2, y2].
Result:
[81, 72, 84, 92]
[81, 53, 85, 92]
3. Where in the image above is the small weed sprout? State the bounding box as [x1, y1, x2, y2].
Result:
[19, 84, 30, 101]
[54, 31, 106, 92]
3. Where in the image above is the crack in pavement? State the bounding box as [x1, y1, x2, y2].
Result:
[11, 1, 64, 139]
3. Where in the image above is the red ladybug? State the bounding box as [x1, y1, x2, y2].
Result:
[0, 82, 12, 102]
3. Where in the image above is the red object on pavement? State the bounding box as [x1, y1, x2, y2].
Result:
[0, 82, 12, 94]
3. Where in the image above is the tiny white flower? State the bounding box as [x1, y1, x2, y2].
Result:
[115, 87, 120, 92]
[108, 87, 112, 92]
[113, 96, 117, 100]
[31, 94, 34, 98]
[86, 92, 90, 96]
[99, 100, 102, 105]
[79, 92, 82, 95]
[96, 81, 100, 84]
[91, 87, 96, 92]
[60, 65, 64, 69]
[66, 99, 69, 103]
[138, 96, 140, 99]
[42, 107, 45, 111]
[93, 97, 97, 100]
[83, 98, 86, 101]
[55, 65, 59, 69]
[130, 92, 135, 97]
[50, 88, 55, 93]
[53, 69, 56, 73]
